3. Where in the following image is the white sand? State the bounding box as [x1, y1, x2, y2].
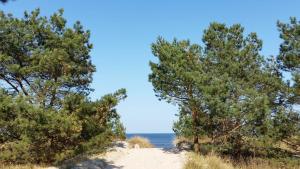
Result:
[48, 142, 186, 169]
[104, 148, 186, 169]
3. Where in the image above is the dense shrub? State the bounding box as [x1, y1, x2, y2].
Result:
[0, 89, 126, 164]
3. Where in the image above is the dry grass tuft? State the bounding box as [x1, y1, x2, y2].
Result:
[237, 158, 300, 169]
[0, 164, 49, 169]
[184, 153, 300, 169]
[127, 136, 154, 148]
[184, 153, 234, 169]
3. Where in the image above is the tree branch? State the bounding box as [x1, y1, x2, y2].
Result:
[15, 77, 29, 96]
[0, 74, 20, 93]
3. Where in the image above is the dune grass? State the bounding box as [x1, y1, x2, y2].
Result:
[184, 153, 300, 169]
[127, 136, 154, 148]
[0, 164, 48, 169]
[184, 153, 234, 169]
[237, 158, 300, 169]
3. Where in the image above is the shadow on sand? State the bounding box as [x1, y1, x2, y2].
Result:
[161, 147, 183, 154]
[59, 158, 124, 169]
[102, 159, 124, 169]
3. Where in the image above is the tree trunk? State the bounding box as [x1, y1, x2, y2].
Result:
[193, 135, 200, 153]
[192, 109, 201, 153]
[188, 83, 201, 153]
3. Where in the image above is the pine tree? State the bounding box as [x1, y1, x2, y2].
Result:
[277, 17, 300, 149]
[149, 38, 208, 152]
[150, 23, 293, 157]
[0, 9, 95, 108]
[202, 23, 288, 156]
[0, 9, 127, 164]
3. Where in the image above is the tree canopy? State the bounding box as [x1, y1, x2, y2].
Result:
[0, 9, 95, 108]
[150, 21, 300, 157]
[0, 9, 126, 164]
[149, 38, 207, 152]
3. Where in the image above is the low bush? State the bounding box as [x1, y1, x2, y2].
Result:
[127, 136, 154, 148]
[0, 89, 127, 164]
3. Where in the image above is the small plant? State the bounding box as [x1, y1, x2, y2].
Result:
[127, 136, 154, 148]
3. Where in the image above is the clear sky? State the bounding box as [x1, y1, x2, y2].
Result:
[1, 0, 300, 133]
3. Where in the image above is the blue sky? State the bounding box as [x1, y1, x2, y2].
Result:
[1, 0, 300, 133]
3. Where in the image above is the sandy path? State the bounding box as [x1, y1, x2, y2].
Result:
[104, 148, 186, 169]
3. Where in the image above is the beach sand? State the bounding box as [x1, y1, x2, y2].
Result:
[103, 147, 186, 169]
[46, 142, 186, 169]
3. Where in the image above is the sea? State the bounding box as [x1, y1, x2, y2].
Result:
[126, 133, 175, 148]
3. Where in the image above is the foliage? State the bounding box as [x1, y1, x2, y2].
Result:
[0, 8, 95, 108]
[0, 9, 126, 164]
[201, 23, 288, 156]
[277, 17, 300, 151]
[278, 17, 300, 72]
[149, 38, 207, 152]
[173, 110, 194, 138]
[149, 21, 300, 157]
[0, 88, 126, 164]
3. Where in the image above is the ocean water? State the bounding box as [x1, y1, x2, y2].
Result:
[126, 133, 175, 148]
